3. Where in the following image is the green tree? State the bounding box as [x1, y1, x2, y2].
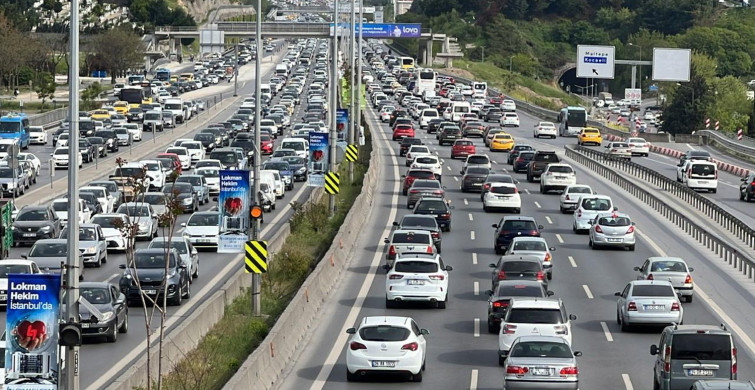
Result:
[707, 76, 750, 133]
[35, 72, 55, 105]
[662, 55, 715, 135]
[81, 82, 103, 110]
[91, 27, 144, 83]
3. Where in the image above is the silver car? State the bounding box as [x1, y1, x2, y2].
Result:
[148, 236, 199, 281]
[60, 224, 108, 267]
[572, 195, 614, 233]
[504, 237, 555, 280]
[559, 184, 593, 213]
[605, 141, 631, 160]
[384, 230, 436, 260]
[588, 211, 635, 251]
[115, 203, 158, 240]
[634, 257, 695, 302]
[615, 280, 682, 331]
[503, 336, 580, 390]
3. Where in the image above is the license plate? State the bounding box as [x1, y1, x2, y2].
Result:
[688, 369, 714, 376]
[23, 233, 36, 237]
[698, 181, 708, 184]
[556, 176, 567, 180]
[530, 368, 550, 376]
[407, 279, 425, 285]
[0, 294, 6, 301]
[497, 196, 510, 200]
[644, 305, 664, 310]
[371, 360, 397, 368]
[82, 323, 91, 328]
[607, 238, 622, 242]
[197, 239, 211, 243]
[143, 289, 157, 295]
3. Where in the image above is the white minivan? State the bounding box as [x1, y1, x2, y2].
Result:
[680, 160, 718, 193]
[279, 138, 308, 159]
[419, 109, 439, 129]
[450, 102, 471, 122]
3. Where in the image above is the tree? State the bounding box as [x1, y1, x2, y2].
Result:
[661, 59, 713, 135]
[91, 27, 144, 83]
[81, 82, 103, 110]
[707, 76, 750, 133]
[35, 72, 55, 105]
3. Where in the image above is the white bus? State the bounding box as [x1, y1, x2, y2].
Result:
[413, 68, 436, 96]
[558, 106, 588, 137]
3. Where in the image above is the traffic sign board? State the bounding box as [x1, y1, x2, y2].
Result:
[625, 88, 641, 103]
[325, 172, 340, 195]
[576, 45, 615, 79]
[245, 240, 268, 274]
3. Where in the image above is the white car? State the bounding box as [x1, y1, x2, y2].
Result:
[51, 198, 91, 227]
[504, 237, 555, 279]
[55, 133, 69, 148]
[28, 126, 47, 145]
[405, 145, 431, 167]
[122, 123, 143, 141]
[460, 85, 473, 96]
[51, 147, 83, 169]
[181, 141, 206, 162]
[411, 155, 443, 181]
[17, 153, 41, 176]
[501, 99, 517, 112]
[383, 253, 452, 308]
[500, 113, 520, 127]
[0, 259, 42, 307]
[181, 211, 219, 249]
[540, 163, 577, 194]
[115, 203, 158, 240]
[165, 146, 191, 169]
[380, 106, 395, 122]
[482, 183, 521, 213]
[80, 185, 115, 214]
[195, 167, 220, 195]
[140, 160, 167, 189]
[345, 316, 428, 382]
[572, 195, 614, 233]
[534, 121, 557, 139]
[559, 184, 594, 213]
[626, 137, 650, 156]
[89, 213, 129, 251]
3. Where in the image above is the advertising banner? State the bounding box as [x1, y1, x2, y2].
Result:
[218, 170, 249, 253]
[330, 23, 422, 38]
[5, 273, 61, 389]
[336, 109, 349, 142]
[307, 132, 329, 187]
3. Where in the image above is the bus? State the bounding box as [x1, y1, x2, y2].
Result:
[155, 68, 171, 82]
[558, 106, 588, 137]
[118, 86, 146, 108]
[400, 56, 415, 70]
[127, 74, 144, 85]
[0, 113, 30, 149]
[413, 68, 436, 96]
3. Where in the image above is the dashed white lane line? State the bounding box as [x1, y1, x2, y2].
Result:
[491, 160, 498, 164]
[469, 369, 479, 390]
[555, 234, 564, 243]
[473, 318, 480, 337]
[582, 284, 594, 299]
[686, 143, 696, 151]
[568, 256, 577, 267]
[470, 231, 476, 240]
[524, 188, 530, 194]
[545, 216, 553, 224]
[464, 198, 469, 205]
[447, 165, 452, 171]
[454, 176, 459, 181]
[468, 213, 474, 221]
[534, 201, 542, 209]
[622, 374, 634, 390]
[600, 321, 614, 342]
[105, 273, 120, 283]
[472, 252, 478, 265]
[473, 281, 479, 296]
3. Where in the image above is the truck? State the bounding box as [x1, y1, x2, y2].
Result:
[164, 98, 185, 124]
[598, 92, 614, 107]
[0, 113, 30, 150]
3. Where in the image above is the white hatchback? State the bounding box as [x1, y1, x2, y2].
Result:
[500, 113, 520, 127]
[573, 195, 614, 233]
[383, 253, 452, 308]
[534, 121, 557, 138]
[482, 183, 521, 213]
[559, 184, 594, 213]
[411, 155, 443, 180]
[498, 298, 576, 365]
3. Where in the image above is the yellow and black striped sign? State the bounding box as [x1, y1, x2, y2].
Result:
[325, 172, 340, 195]
[345, 144, 359, 162]
[244, 240, 268, 274]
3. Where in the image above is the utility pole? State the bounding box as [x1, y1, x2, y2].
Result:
[355, 0, 363, 160]
[348, 0, 355, 182]
[64, 0, 81, 385]
[251, 0, 262, 317]
[329, 0, 339, 216]
[233, 43, 239, 97]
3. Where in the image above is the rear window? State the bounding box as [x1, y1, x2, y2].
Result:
[512, 241, 547, 251]
[359, 326, 410, 342]
[412, 180, 441, 189]
[415, 157, 437, 164]
[455, 141, 473, 146]
[410, 146, 430, 153]
[584, 129, 599, 134]
[497, 284, 545, 297]
[691, 164, 716, 176]
[491, 186, 516, 195]
[548, 165, 573, 174]
[502, 220, 537, 231]
[507, 308, 563, 324]
[415, 200, 446, 211]
[392, 233, 431, 244]
[581, 198, 612, 211]
[401, 216, 437, 228]
[631, 284, 675, 297]
[466, 167, 490, 175]
[409, 171, 434, 179]
[395, 261, 438, 273]
[650, 261, 687, 272]
[510, 342, 573, 358]
[597, 216, 631, 226]
[502, 261, 540, 272]
[670, 334, 732, 360]
[534, 153, 559, 162]
[467, 156, 489, 164]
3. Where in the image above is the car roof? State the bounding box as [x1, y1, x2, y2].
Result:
[666, 324, 731, 335]
[693, 381, 755, 390]
[394, 253, 440, 262]
[361, 316, 412, 327]
[647, 256, 687, 263]
[510, 237, 546, 243]
[502, 216, 536, 222]
[509, 297, 561, 309]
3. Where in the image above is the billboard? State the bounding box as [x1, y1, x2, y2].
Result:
[330, 23, 421, 38]
[307, 132, 329, 187]
[218, 170, 249, 253]
[652, 48, 691, 82]
[336, 109, 349, 143]
[576, 45, 615, 79]
[5, 273, 61, 389]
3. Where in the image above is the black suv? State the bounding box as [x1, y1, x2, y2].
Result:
[438, 126, 462, 146]
[12, 205, 62, 246]
[119, 248, 190, 306]
[413, 197, 452, 232]
[492, 216, 544, 254]
[526, 151, 559, 182]
[739, 173, 755, 202]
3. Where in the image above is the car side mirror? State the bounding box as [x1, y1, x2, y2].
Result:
[547, 290, 555, 296]
[181, 222, 186, 227]
[549, 247, 556, 251]
[574, 351, 583, 357]
[614, 292, 622, 297]
[538, 225, 544, 230]
[21, 255, 27, 259]
[650, 345, 659, 355]
[688, 267, 694, 272]
[613, 207, 618, 211]
[485, 289, 493, 296]
[444, 265, 453, 271]
[392, 222, 399, 226]
[633, 266, 641, 271]
[568, 314, 577, 321]
[346, 327, 356, 334]
[119, 264, 126, 269]
[488, 263, 496, 268]
[381, 264, 391, 272]
[420, 329, 429, 336]
[492, 224, 498, 228]
[383, 238, 390, 244]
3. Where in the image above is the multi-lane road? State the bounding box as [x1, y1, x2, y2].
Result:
[274, 85, 755, 389]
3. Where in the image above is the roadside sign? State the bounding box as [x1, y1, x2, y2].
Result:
[576, 45, 615, 79]
[625, 88, 641, 103]
[244, 240, 268, 274]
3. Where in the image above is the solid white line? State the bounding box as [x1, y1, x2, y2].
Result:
[622, 373, 634, 390]
[556, 234, 564, 244]
[534, 201, 542, 209]
[473, 281, 479, 296]
[582, 284, 594, 299]
[470, 369, 479, 390]
[473, 318, 480, 337]
[545, 216, 553, 224]
[472, 252, 478, 265]
[470, 231, 476, 240]
[468, 213, 474, 221]
[600, 321, 614, 342]
[464, 198, 469, 205]
[568, 256, 577, 267]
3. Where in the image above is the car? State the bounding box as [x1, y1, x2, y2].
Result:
[526, 151, 560, 182]
[462, 121, 485, 138]
[89, 213, 129, 251]
[87, 137, 108, 157]
[651, 324, 737, 390]
[498, 298, 576, 365]
[175, 175, 211, 205]
[450, 139, 475, 159]
[438, 126, 462, 146]
[615, 280, 682, 332]
[634, 257, 695, 302]
[12, 206, 61, 246]
[677, 160, 718, 193]
[493, 216, 544, 254]
[118, 248, 190, 306]
[481, 174, 518, 199]
[77, 282, 129, 342]
[500, 112, 520, 127]
[485, 280, 552, 333]
[489, 133, 514, 152]
[410, 155, 443, 181]
[148, 236, 199, 281]
[384, 230, 436, 260]
[533, 121, 558, 139]
[89, 180, 123, 207]
[344, 316, 428, 382]
[627, 137, 650, 156]
[501, 99, 517, 111]
[115, 203, 159, 240]
[503, 336, 581, 389]
[484, 126, 506, 146]
[485, 108, 503, 122]
[380, 105, 396, 122]
[691, 381, 755, 390]
[383, 253, 452, 308]
[51, 147, 83, 169]
[166, 147, 192, 169]
[392, 124, 415, 141]
[504, 237, 555, 279]
[513, 151, 535, 173]
[80, 185, 116, 214]
[558, 184, 593, 213]
[24, 238, 74, 276]
[162, 182, 198, 213]
[413, 197, 453, 232]
[399, 137, 422, 157]
[604, 141, 631, 160]
[401, 169, 437, 196]
[679, 150, 712, 165]
[507, 144, 535, 164]
[0, 259, 42, 307]
[739, 172, 755, 202]
[460, 166, 489, 192]
[482, 183, 521, 213]
[28, 126, 48, 145]
[137, 192, 168, 218]
[113, 128, 133, 146]
[540, 163, 577, 194]
[461, 154, 491, 175]
[181, 211, 219, 249]
[577, 127, 603, 146]
[0, 165, 27, 198]
[406, 180, 445, 209]
[393, 215, 442, 251]
[17, 153, 41, 175]
[488, 255, 547, 291]
[60, 224, 108, 267]
[405, 145, 431, 167]
[572, 195, 614, 234]
[588, 211, 636, 250]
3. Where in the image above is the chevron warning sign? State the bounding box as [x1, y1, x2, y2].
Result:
[345, 144, 358, 162]
[245, 240, 268, 274]
[325, 172, 340, 195]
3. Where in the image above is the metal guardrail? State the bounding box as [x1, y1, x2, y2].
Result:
[697, 129, 755, 158]
[572, 144, 755, 250]
[565, 145, 755, 282]
[29, 107, 68, 129]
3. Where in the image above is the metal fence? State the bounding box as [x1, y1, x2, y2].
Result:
[697, 129, 755, 158]
[565, 145, 755, 282]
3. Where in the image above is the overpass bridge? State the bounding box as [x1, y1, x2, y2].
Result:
[154, 22, 333, 38]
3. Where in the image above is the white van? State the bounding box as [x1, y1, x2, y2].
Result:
[422, 90, 437, 103]
[472, 82, 487, 99]
[450, 102, 471, 122]
[260, 169, 284, 198]
[251, 170, 278, 200]
[260, 83, 272, 96]
[275, 64, 288, 77]
[681, 160, 718, 193]
[419, 109, 439, 129]
[279, 138, 308, 159]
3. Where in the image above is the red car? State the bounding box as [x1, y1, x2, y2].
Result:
[393, 124, 415, 141]
[451, 139, 476, 159]
[402, 169, 437, 195]
[156, 153, 182, 175]
[260, 134, 274, 155]
[489, 96, 503, 105]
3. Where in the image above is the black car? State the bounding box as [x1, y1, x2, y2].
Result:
[119, 248, 190, 306]
[507, 144, 535, 164]
[412, 197, 452, 232]
[399, 137, 423, 157]
[95, 129, 119, 152]
[52, 127, 67, 145]
[127, 107, 144, 122]
[427, 118, 444, 134]
[78, 191, 103, 215]
[199, 128, 226, 147]
[488, 255, 547, 291]
[389, 110, 408, 126]
[281, 156, 308, 181]
[162, 182, 197, 212]
[193, 133, 218, 152]
[438, 126, 462, 146]
[492, 216, 544, 254]
[230, 138, 256, 160]
[740, 173, 755, 202]
[461, 167, 491, 192]
[485, 280, 552, 333]
[12, 206, 61, 246]
[77, 282, 128, 342]
[78, 139, 96, 163]
[87, 136, 108, 157]
[513, 151, 535, 173]
[393, 214, 442, 252]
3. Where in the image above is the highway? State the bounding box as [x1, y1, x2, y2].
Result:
[274, 89, 755, 389]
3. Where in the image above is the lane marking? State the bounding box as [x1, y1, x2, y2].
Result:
[446, 165, 451, 171]
[464, 198, 469, 205]
[470, 231, 476, 240]
[555, 234, 564, 243]
[568, 256, 577, 267]
[473, 281, 479, 296]
[686, 143, 696, 151]
[468, 213, 474, 221]
[524, 188, 530, 194]
[600, 321, 614, 342]
[454, 176, 459, 181]
[105, 273, 120, 283]
[469, 369, 478, 390]
[534, 201, 542, 209]
[472, 252, 478, 265]
[622, 373, 634, 390]
[545, 216, 553, 224]
[473, 318, 480, 337]
[582, 284, 594, 299]
[491, 160, 497, 165]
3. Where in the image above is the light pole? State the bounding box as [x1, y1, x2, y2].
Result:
[348, 0, 355, 182]
[330, 0, 339, 216]
[251, 0, 262, 317]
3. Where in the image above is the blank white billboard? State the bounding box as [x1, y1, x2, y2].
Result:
[652, 48, 691, 82]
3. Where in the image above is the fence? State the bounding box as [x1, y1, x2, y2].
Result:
[29, 107, 68, 128]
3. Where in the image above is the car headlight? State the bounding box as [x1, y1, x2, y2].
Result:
[39, 226, 52, 233]
[11, 226, 17, 231]
[168, 269, 177, 278]
[99, 311, 114, 323]
[209, 143, 215, 148]
[85, 247, 97, 254]
[296, 167, 306, 174]
[182, 198, 193, 204]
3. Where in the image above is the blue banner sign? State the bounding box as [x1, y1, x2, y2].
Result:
[218, 169, 250, 253]
[308, 132, 330, 187]
[5, 273, 61, 388]
[330, 23, 422, 38]
[336, 109, 348, 142]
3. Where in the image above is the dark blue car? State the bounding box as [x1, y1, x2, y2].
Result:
[512, 151, 535, 173]
[492, 216, 543, 255]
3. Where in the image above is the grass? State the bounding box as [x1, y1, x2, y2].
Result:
[156, 130, 373, 390]
[0, 100, 65, 114]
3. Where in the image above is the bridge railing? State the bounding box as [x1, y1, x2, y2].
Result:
[697, 129, 755, 159]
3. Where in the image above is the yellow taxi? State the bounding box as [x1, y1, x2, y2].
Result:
[90, 109, 111, 120]
[578, 127, 603, 146]
[113, 101, 129, 115]
[490, 133, 515, 152]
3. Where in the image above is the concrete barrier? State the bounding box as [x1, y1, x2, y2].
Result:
[28, 107, 68, 128]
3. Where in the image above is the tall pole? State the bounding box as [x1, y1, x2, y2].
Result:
[233, 43, 239, 97]
[329, 0, 339, 216]
[64, 0, 81, 386]
[355, 0, 363, 160]
[251, 0, 262, 317]
[348, 0, 355, 182]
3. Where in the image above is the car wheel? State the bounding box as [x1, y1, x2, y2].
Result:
[527, 174, 533, 183]
[346, 369, 359, 382]
[118, 311, 129, 333]
[193, 262, 199, 279]
[711, 188, 717, 194]
[589, 239, 596, 249]
[487, 320, 497, 334]
[483, 205, 489, 213]
[411, 370, 423, 382]
[106, 324, 117, 342]
[686, 294, 693, 303]
[620, 315, 630, 332]
[385, 297, 396, 308]
[102, 252, 107, 263]
[540, 184, 545, 194]
[627, 244, 635, 251]
[170, 285, 183, 306]
[437, 296, 447, 309]
[653, 376, 660, 390]
[741, 192, 746, 201]
[436, 244, 442, 254]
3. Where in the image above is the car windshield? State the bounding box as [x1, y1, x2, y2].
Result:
[395, 261, 438, 273]
[30, 243, 67, 257]
[283, 157, 306, 165]
[497, 284, 545, 297]
[264, 162, 290, 171]
[60, 227, 97, 241]
[117, 205, 150, 217]
[549, 166, 573, 174]
[91, 216, 122, 228]
[392, 233, 430, 244]
[518, 152, 535, 160]
[409, 147, 429, 153]
[650, 261, 687, 272]
[134, 253, 176, 269]
[17, 209, 48, 221]
[163, 183, 192, 194]
[80, 287, 110, 304]
[359, 325, 410, 342]
[581, 198, 612, 211]
[597, 216, 631, 226]
[210, 152, 236, 164]
[150, 240, 188, 254]
[51, 201, 69, 211]
[0, 264, 31, 277]
[409, 171, 434, 180]
[198, 169, 219, 178]
[177, 177, 201, 186]
[490, 186, 516, 195]
[510, 341, 573, 358]
[670, 334, 731, 360]
[415, 200, 446, 212]
[281, 142, 304, 151]
[140, 194, 166, 205]
[114, 167, 144, 177]
[631, 284, 675, 297]
[512, 241, 547, 251]
[467, 156, 489, 164]
[507, 308, 563, 324]
[188, 214, 218, 226]
[0, 168, 15, 178]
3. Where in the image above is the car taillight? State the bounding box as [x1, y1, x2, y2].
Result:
[684, 274, 692, 284]
[497, 270, 506, 280]
[536, 271, 544, 280]
[671, 302, 680, 311]
[426, 246, 434, 253]
[388, 245, 396, 256]
[431, 231, 440, 238]
[594, 225, 603, 233]
[429, 274, 444, 280]
[627, 301, 637, 311]
[560, 367, 579, 377]
[529, 230, 539, 236]
[544, 253, 551, 263]
[647, 273, 654, 280]
[401, 342, 419, 351]
[440, 213, 451, 219]
[503, 324, 517, 334]
[506, 366, 528, 375]
[410, 189, 419, 194]
[433, 190, 443, 195]
[664, 346, 671, 372]
[733, 347, 737, 375]
[389, 274, 403, 279]
[483, 184, 491, 190]
[350, 341, 367, 350]
[626, 225, 634, 233]
[516, 157, 524, 163]
[492, 301, 508, 308]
